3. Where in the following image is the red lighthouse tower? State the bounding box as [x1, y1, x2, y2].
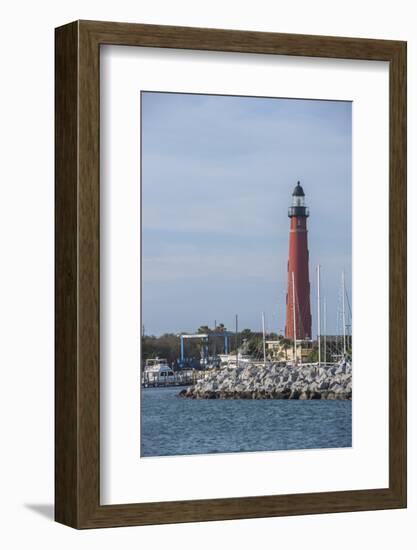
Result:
[285, 181, 312, 341]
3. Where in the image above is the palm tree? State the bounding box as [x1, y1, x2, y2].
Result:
[281, 338, 291, 361]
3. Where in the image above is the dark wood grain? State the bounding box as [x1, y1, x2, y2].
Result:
[55, 20, 407, 529]
[55, 21, 79, 527]
[388, 41, 407, 505]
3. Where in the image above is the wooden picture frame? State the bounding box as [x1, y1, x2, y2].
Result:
[55, 20, 407, 529]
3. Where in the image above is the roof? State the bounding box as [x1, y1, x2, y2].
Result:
[292, 181, 305, 197]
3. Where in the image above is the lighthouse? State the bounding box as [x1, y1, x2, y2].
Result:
[285, 181, 312, 341]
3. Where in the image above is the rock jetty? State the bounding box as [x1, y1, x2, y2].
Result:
[179, 363, 352, 400]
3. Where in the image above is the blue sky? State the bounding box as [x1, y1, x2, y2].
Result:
[141, 92, 352, 337]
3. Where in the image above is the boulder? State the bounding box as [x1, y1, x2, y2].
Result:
[178, 362, 352, 400]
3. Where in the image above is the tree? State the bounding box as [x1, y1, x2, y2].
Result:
[240, 328, 253, 339]
[306, 343, 319, 363]
[281, 338, 291, 361]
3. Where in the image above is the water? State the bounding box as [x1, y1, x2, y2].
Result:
[141, 386, 352, 457]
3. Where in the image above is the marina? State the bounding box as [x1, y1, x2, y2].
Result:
[141, 261, 352, 394]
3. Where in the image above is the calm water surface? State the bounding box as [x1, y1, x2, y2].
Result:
[141, 386, 352, 457]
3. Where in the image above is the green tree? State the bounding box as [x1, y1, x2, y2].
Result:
[306, 343, 319, 363]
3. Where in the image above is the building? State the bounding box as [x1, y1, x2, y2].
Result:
[265, 339, 313, 363]
[285, 181, 312, 340]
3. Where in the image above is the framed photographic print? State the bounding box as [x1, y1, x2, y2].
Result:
[55, 20, 406, 528]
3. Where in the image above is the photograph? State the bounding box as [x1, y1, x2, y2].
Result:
[140, 91, 352, 458]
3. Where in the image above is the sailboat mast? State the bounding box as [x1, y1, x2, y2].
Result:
[317, 265, 321, 366]
[323, 297, 327, 363]
[292, 271, 297, 364]
[235, 314, 239, 368]
[342, 271, 346, 357]
[262, 312, 266, 367]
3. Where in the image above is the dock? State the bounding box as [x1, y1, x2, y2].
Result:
[141, 369, 208, 388]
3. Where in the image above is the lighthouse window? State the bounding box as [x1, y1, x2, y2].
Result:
[293, 195, 305, 207]
[297, 219, 301, 227]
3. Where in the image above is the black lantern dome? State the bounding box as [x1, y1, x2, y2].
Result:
[288, 181, 309, 218]
[292, 181, 305, 197]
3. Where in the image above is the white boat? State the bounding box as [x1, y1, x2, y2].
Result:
[143, 358, 175, 385]
[218, 353, 252, 368]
